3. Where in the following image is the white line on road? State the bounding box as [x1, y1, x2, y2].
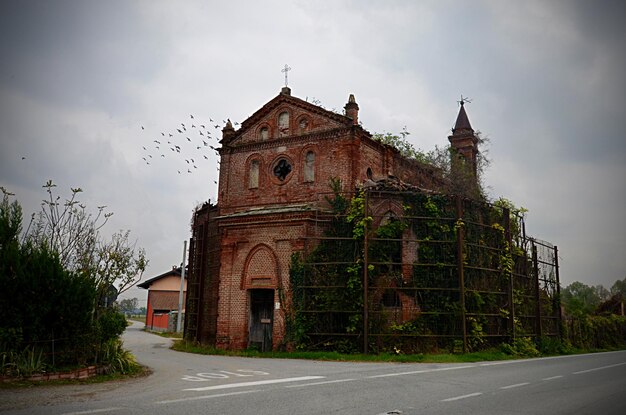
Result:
[156, 390, 262, 404]
[441, 392, 483, 402]
[62, 408, 123, 415]
[500, 382, 530, 389]
[183, 375, 325, 391]
[284, 378, 357, 388]
[368, 365, 474, 379]
[542, 375, 563, 381]
[573, 362, 626, 375]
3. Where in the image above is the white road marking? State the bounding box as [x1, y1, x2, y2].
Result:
[573, 362, 626, 375]
[62, 409, 123, 415]
[284, 378, 357, 388]
[183, 375, 325, 391]
[441, 392, 483, 402]
[542, 375, 563, 381]
[500, 382, 530, 389]
[368, 365, 474, 378]
[156, 390, 262, 404]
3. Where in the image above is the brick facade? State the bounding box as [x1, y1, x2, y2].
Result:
[185, 87, 477, 350]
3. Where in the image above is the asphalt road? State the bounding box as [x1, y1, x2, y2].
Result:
[1, 321, 625, 414]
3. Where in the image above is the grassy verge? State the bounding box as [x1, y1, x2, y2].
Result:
[172, 340, 626, 363]
[171, 340, 518, 363]
[144, 329, 183, 339]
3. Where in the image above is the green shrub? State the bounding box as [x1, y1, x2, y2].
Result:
[97, 310, 128, 342]
[500, 337, 540, 357]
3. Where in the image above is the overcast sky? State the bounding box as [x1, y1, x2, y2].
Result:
[1, 0, 624, 305]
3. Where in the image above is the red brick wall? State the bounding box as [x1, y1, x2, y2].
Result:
[192, 92, 450, 351]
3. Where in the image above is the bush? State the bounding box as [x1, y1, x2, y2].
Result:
[98, 338, 138, 374]
[97, 310, 128, 342]
[499, 337, 540, 357]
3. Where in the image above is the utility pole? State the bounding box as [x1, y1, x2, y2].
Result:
[177, 240, 187, 332]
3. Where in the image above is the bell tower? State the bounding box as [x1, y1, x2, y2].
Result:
[448, 98, 479, 176]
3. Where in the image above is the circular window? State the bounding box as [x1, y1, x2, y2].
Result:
[273, 158, 292, 181]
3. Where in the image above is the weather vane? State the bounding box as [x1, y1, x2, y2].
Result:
[281, 64, 291, 87]
[458, 94, 472, 106]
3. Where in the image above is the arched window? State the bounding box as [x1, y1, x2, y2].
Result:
[278, 111, 289, 137]
[304, 151, 315, 182]
[298, 117, 310, 134]
[249, 159, 260, 189]
[259, 127, 269, 141]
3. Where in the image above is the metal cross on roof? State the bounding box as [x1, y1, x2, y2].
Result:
[281, 64, 291, 87]
[458, 94, 472, 106]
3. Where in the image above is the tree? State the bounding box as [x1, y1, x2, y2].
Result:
[611, 277, 626, 296]
[372, 129, 490, 200]
[594, 284, 611, 302]
[1, 186, 142, 373]
[561, 281, 601, 317]
[118, 298, 139, 314]
[26, 181, 147, 304]
[1, 188, 97, 366]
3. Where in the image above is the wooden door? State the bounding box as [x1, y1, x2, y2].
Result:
[249, 289, 274, 352]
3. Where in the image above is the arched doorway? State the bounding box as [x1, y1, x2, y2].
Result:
[248, 289, 274, 352]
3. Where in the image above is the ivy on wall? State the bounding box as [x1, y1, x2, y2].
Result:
[287, 182, 560, 354]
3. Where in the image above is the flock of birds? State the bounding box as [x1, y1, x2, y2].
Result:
[140, 114, 239, 183]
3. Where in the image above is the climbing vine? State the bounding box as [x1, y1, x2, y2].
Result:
[286, 182, 559, 354]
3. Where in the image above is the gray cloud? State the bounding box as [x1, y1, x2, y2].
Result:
[1, 0, 624, 306]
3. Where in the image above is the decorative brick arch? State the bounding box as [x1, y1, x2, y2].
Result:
[371, 199, 404, 228]
[242, 244, 279, 289]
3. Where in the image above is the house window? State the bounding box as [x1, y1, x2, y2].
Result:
[278, 111, 289, 137]
[249, 159, 260, 188]
[259, 127, 269, 141]
[304, 151, 315, 182]
[366, 167, 373, 180]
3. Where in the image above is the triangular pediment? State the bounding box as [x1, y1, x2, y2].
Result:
[222, 91, 353, 147]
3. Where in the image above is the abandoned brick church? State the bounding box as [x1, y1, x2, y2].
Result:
[183, 85, 487, 351]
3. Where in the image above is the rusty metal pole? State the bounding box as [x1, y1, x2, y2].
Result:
[532, 243, 542, 339]
[503, 207, 514, 342]
[455, 196, 467, 353]
[177, 240, 187, 332]
[363, 190, 370, 354]
[554, 245, 562, 338]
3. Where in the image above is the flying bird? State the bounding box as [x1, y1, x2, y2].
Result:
[177, 129, 182, 133]
[190, 114, 194, 119]
[141, 126, 144, 130]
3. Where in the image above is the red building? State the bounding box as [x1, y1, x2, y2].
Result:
[184, 87, 478, 350]
[138, 267, 187, 331]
